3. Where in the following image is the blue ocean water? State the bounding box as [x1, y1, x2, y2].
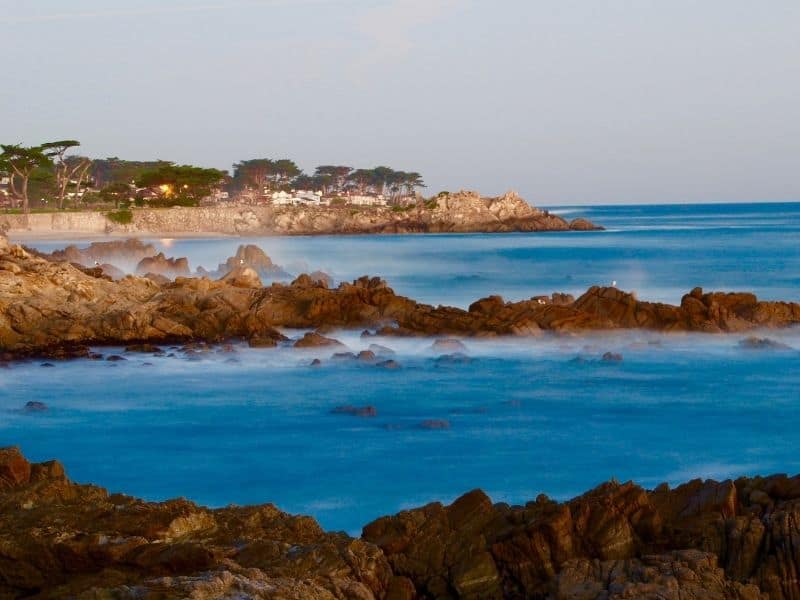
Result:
[4, 202, 800, 533]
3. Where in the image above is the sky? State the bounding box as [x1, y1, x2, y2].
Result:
[2, 0, 799, 205]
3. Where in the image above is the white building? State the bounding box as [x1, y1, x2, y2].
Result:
[348, 194, 387, 207]
[271, 190, 326, 206]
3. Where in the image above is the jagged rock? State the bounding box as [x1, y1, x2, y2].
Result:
[220, 266, 262, 289]
[3, 447, 800, 598]
[98, 263, 126, 280]
[216, 244, 289, 279]
[0, 448, 391, 599]
[0, 447, 31, 488]
[135, 253, 191, 278]
[308, 270, 333, 288]
[1, 239, 800, 359]
[42, 239, 157, 267]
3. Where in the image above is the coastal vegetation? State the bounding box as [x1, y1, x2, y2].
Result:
[105, 208, 133, 225]
[1, 138, 426, 212]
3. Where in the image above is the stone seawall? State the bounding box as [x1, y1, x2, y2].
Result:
[0, 211, 111, 234]
[0, 192, 601, 236]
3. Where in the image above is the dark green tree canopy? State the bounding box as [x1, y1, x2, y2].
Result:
[136, 164, 227, 205]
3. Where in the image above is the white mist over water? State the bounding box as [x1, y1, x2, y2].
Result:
[5, 202, 800, 532]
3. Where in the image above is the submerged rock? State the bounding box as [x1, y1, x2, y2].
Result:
[331, 405, 378, 417]
[368, 343, 395, 356]
[376, 359, 401, 369]
[601, 351, 623, 362]
[431, 338, 468, 353]
[248, 335, 278, 348]
[125, 343, 163, 353]
[357, 350, 377, 361]
[434, 352, 473, 365]
[738, 336, 792, 350]
[420, 419, 451, 430]
[23, 401, 47, 412]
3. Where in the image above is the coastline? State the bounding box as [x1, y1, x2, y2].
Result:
[2, 445, 797, 599]
[1, 233, 799, 358]
[7, 230, 238, 242]
[0, 192, 602, 239]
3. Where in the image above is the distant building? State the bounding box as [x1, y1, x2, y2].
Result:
[347, 194, 387, 207]
[0, 175, 11, 207]
[271, 190, 326, 206]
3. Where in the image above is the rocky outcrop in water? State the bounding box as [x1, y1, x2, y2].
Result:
[1, 235, 800, 357]
[38, 238, 158, 267]
[3, 446, 800, 599]
[215, 244, 291, 279]
[135, 252, 191, 278]
[0, 447, 392, 599]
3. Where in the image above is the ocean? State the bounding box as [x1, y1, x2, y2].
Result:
[3, 201, 799, 533]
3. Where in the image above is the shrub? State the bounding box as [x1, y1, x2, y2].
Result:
[106, 209, 133, 225]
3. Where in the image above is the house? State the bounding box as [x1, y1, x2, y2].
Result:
[347, 194, 387, 207]
[271, 190, 326, 207]
[271, 191, 295, 206]
[0, 175, 11, 207]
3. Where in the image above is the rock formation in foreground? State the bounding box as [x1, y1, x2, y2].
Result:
[0, 191, 601, 236]
[3, 446, 800, 599]
[1, 234, 799, 357]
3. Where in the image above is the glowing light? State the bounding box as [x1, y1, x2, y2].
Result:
[159, 184, 174, 196]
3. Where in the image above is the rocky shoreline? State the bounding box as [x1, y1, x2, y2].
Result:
[2, 446, 799, 599]
[0, 192, 601, 237]
[1, 234, 799, 359]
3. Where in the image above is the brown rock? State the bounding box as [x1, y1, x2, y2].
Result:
[0, 446, 31, 488]
[220, 266, 262, 289]
[135, 253, 191, 278]
[294, 332, 345, 348]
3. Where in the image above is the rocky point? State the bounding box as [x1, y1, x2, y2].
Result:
[2, 447, 800, 599]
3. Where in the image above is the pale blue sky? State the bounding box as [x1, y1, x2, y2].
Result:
[2, 0, 798, 204]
